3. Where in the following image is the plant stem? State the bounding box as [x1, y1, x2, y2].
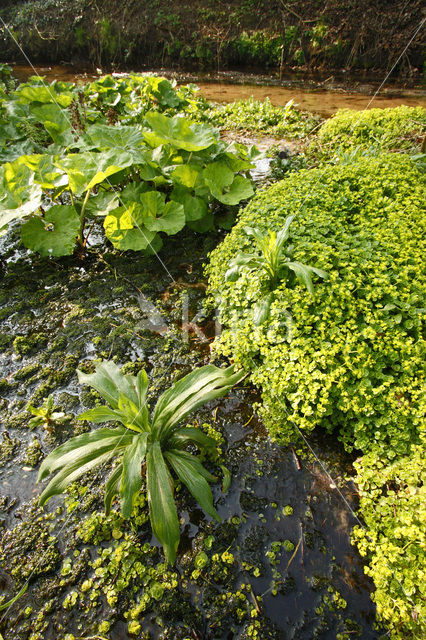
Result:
[78, 189, 91, 246]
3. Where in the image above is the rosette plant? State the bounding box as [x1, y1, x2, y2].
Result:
[225, 215, 329, 324]
[37, 361, 244, 563]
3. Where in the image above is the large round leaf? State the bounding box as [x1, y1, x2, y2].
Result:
[103, 203, 158, 251]
[21, 205, 79, 257]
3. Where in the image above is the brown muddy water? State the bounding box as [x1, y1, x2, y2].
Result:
[9, 64, 426, 117]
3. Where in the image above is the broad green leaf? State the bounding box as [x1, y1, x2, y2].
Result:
[167, 426, 217, 450]
[20, 205, 80, 257]
[103, 203, 158, 251]
[151, 77, 181, 108]
[214, 175, 254, 206]
[77, 360, 138, 409]
[105, 464, 123, 514]
[39, 450, 116, 506]
[56, 150, 133, 196]
[78, 405, 124, 424]
[83, 124, 145, 151]
[0, 161, 43, 234]
[120, 433, 148, 518]
[171, 187, 208, 222]
[30, 103, 72, 145]
[143, 112, 218, 151]
[16, 84, 73, 107]
[253, 293, 274, 325]
[144, 199, 185, 235]
[152, 364, 245, 440]
[203, 161, 234, 196]
[171, 164, 201, 189]
[146, 441, 180, 564]
[85, 190, 119, 216]
[187, 212, 215, 233]
[165, 450, 220, 521]
[119, 182, 149, 204]
[38, 426, 131, 480]
[16, 154, 67, 189]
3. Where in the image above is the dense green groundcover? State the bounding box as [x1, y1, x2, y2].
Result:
[207, 152, 425, 638]
[353, 439, 425, 639]
[307, 105, 426, 160]
[207, 153, 425, 455]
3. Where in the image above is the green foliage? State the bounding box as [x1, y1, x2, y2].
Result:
[0, 75, 257, 257]
[207, 153, 425, 458]
[27, 394, 67, 431]
[309, 106, 426, 161]
[203, 97, 320, 138]
[225, 218, 328, 324]
[38, 361, 244, 563]
[352, 441, 426, 639]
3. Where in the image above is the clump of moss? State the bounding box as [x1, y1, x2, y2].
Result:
[14, 363, 41, 381]
[0, 432, 20, 465]
[23, 438, 44, 467]
[13, 333, 48, 356]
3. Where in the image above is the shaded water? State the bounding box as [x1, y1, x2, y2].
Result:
[9, 64, 426, 117]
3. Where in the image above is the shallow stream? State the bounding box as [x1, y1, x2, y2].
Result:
[0, 220, 382, 639]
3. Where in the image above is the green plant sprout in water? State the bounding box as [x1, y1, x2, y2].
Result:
[37, 361, 244, 563]
[27, 394, 67, 432]
[225, 215, 329, 324]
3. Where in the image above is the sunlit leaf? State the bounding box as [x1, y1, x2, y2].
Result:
[20, 205, 79, 257]
[143, 112, 218, 151]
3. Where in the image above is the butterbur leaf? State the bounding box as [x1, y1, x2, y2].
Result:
[146, 442, 180, 564]
[103, 203, 157, 251]
[16, 154, 67, 190]
[0, 161, 43, 234]
[30, 103, 72, 145]
[203, 161, 234, 196]
[83, 124, 145, 151]
[56, 150, 133, 196]
[20, 205, 80, 257]
[120, 433, 148, 518]
[165, 450, 220, 521]
[85, 191, 119, 217]
[171, 164, 201, 189]
[144, 200, 185, 235]
[187, 212, 215, 233]
[16, 84, 73, 107]
[214, 175, 254, 206]
[171, 188, 208, 222]
[144, 112, 218, 151]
